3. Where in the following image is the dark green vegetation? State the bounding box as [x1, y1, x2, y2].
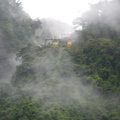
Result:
[0, 0, 41, 80]
[0, 0, 120, 120]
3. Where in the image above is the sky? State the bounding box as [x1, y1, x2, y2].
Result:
[20, 0, 100, 25]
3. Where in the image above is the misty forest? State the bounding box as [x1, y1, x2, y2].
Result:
[0, 0, 120, 120]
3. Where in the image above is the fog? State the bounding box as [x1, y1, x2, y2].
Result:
[19, 46, 102, 107]
[0, 1, 120, 119]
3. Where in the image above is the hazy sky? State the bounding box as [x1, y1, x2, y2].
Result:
[20, 0, 100, 25]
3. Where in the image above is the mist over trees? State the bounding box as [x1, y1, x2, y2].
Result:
[0, 0, 120, 120]
[35, 18, 74, 46]
[72, 0, 120, 93]
[41, 18, 74, 37]
[0, 0, 41, 80]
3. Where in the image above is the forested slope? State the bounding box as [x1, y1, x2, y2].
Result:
[71, 0, 120, 94]
[0, 0, 41, 79]
[0, 0, 120, 120]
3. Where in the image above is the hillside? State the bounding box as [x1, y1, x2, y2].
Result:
[0, 0, 120, 120]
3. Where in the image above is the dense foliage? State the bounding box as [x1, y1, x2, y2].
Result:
[0, 0, 41, 79]
[0, 0, 120, 120]
[72, 0, 120, 94]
